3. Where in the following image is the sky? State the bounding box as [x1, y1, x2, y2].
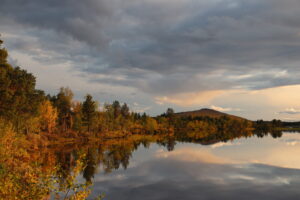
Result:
[1, 0, 300, 120]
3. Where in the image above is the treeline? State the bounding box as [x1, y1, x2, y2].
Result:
[158, 108, 286, 142]
[0, 38, 172, 137]
[175, 118, 285, 144]
[47, 88, 172, 136]
[254, 119, 282, 134]
[178, 115, 253, 140]
[158, 108, 253, 141]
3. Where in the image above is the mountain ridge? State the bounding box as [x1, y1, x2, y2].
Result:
[175, 108, 247, 120]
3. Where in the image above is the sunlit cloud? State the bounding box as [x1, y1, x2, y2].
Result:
[209, 105, 242, 112]
[155, 90, 224, 106]
[278, 108, 300, 115]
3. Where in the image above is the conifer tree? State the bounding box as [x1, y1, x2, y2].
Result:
[82, 94, 97, 132]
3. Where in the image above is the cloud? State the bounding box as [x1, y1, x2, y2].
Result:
[155, 90, 224, 106]
[279, 108, 300, 115]
[2, 0, 300, 98]
[210, 105, 242, 112]
[3, 0, 300, 119]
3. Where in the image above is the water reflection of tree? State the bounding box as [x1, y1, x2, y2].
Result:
[177, 125, 284, 145]
[51, 135, 174, 186]
[102, 144, 132, 173]
[41, 129, 287, 198]
[51, 127, 286, 186]
[55, 150, 76, 189]
[54, 128, 286, 188]
[83, 148, 98, 184]
[2, 129, 289, 199]
[157, 137, 176, 151]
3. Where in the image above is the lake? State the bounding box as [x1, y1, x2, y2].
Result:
[49, 131, 300, 199]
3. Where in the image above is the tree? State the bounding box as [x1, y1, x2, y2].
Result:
[141, 112, 147, 125]
[0, 39, 8, 65]
[121, 103, 130, 118]
[186, 120, 216, 139]
[112, 101, 121, 118]
[103, 103, 114, 131]
[72, 101, 83, 132]
[0, 39, 45, 133]
[82, 94, 97, 132]
[52, 87, 73, 131]
[166, 108, 175, 126]
[166, 108, 174, 117]
[145, 117, 158, 134]
[271, 119, 282, 128]
[39, 100, 58, 133]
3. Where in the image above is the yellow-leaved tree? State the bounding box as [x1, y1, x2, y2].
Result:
[39, 100, 58, 133]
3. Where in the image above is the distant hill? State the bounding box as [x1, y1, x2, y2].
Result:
[175, 108, 247, 121]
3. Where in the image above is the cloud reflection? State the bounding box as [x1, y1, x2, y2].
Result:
[155, 147, 233, 164]
[90, 140, 300, 200]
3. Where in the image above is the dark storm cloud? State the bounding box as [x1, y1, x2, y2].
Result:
[2, 0, 300, 95]
[0, 0, 114, 47]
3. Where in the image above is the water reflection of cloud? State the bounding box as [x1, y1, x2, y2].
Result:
[210, 142, 241, 149]
[155, 142, 300, 170]
[88, 134, 300, 199]
[282, 139, 300, 146]
[93, 174, 126, 182]
[90, 157, 300, 200]
[155, 147, 234, 164]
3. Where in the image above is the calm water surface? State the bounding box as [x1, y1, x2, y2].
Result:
[59, 132, 300, 200]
